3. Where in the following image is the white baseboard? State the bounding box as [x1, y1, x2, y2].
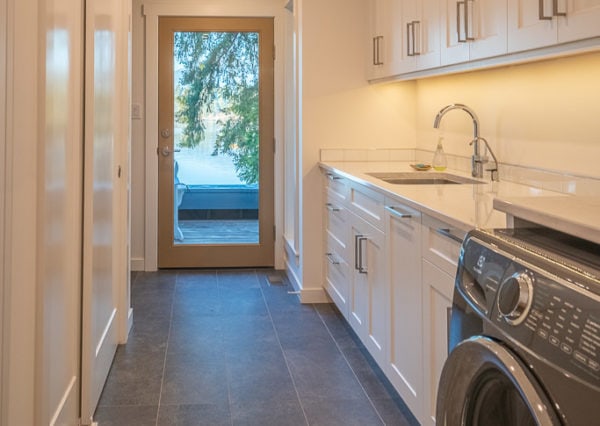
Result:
[300, 287, 330, 304]
[130, 257, 145, 271]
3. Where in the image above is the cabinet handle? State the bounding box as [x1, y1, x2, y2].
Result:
[385, 205, 412, 219]
[325, 203, 341, 212]
[457, 1, 474, 42]
[407, 21, 421, 57]
[539, 0, 553, 20]
[326, 252, 340, 265]
[354, 235, 368, 274]
[326, 172, 342, 181]
[436, 228, 464, 244]
[413, 21, 421, 55]
[553, 0, 566, 16]
[373, 36, 384, 65]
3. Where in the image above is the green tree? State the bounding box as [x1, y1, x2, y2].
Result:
[174, 31, 260, 184]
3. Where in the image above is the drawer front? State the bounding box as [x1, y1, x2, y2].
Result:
[421, 215, 464, 277]
[348, 182, 384, 230]
[325, 232, 350, 318]
[323, 171, 348, 202]
[324, 195, 349, 244]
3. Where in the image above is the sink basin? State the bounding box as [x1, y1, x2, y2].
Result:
[367, 172, 485, 185]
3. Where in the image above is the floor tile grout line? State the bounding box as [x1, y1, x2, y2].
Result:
[258, 270, 311, 426]
[216, 269, 236, 426]
[314, 307, 387, 426]
[154, 273, 177, 426]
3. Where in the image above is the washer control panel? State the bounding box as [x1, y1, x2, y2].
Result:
[459, 233, 600, 384]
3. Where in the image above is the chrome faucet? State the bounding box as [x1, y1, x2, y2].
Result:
[433, 103, 492, 179]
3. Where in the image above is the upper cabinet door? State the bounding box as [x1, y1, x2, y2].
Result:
[558, 0, 600, 43]
[508, 0, 600, 53]
[442, 0, 507, 65]
[508, 0, 559, 52]
[367, 0, 393, 80]
[469, 0, 508, 60]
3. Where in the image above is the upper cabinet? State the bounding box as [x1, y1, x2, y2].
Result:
[440, 0, 507, 65]
[368, 0, 440, 79]
[367, 0, 600, 81]
[508, 0, 600, 52]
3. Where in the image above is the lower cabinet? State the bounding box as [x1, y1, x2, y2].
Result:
[421, 258, 454, 426]
[321, 170, 464, 425]
[349, 211, 387, 366]
[385, 202, 423, 418]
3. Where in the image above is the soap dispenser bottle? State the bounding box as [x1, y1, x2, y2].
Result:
[432, 137, 447, 171]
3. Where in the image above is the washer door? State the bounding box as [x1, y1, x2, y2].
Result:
[436, 336, 562, 426]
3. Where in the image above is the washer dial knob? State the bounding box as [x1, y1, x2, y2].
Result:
[497, 272, 533, 325]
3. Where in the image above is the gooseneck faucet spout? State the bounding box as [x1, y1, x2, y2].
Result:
[433, 104, 485, 178]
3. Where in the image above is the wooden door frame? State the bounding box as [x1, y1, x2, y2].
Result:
[141, 3, 286, 271]
[156, 16, 274, 268]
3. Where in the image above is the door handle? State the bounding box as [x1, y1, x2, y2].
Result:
[159, 146, 181, 157]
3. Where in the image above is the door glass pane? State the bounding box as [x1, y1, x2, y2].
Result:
[172, 31, 259, 245]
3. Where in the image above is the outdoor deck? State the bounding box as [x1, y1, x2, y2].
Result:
[176, 219, 259, 244]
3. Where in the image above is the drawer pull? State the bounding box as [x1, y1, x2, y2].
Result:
[326, 172, 342, 181]
[436, 228, 464, 244]
[385, 205, 412, 218]
[326, 252, 340, 265]
[326, 203, 341, 212]
[354, 235, 368, 274]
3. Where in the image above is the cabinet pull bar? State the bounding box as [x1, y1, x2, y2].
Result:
[325, 203, 341, 212]
[385, 205, 412, 218]
[539, 0, 553, 20]
[413, 21, 421, 55]
[465, 0, 474, 41]
[326, 172, 342, 181]
[436, 228, 464, 244]
[326, 252, 340, 265]
[457, 1, 466, 42]
[375, 36, 384, 65]
[358, 236, 368, 274]
[407, 22, 413, 56]
[354, 234, 361, 270]
[553, 0, 566, 16]
[372, 37, 378, 65]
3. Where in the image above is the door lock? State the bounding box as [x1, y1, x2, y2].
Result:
[159, 146, 181, 157]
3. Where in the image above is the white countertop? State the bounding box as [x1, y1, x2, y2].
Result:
[320, 161, 566, 233]
[494, 196, 600, 245]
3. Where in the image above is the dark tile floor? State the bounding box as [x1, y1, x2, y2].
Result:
[94, 269, 419, 426]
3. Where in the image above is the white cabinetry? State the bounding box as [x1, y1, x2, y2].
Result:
[508, 0, 600, 53]
[323, 172, 351, 319]
[367, 0, 394, 80]
[347, 182, 387, 366]
[440, 0, 507, 66]
[420, 214, 464, 426]
[385, 201, 423, 420]
[397, 0, 441, 73]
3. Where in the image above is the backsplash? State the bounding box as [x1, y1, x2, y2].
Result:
[320, 148, 600, 196]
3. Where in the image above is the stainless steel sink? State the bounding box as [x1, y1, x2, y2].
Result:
[367, 172, 485, 185]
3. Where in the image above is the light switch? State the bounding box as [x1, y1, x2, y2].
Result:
[131, 103, 142, 119]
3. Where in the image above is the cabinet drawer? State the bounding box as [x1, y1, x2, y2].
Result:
[325, 233, 350, 318]
[323, 171, 348, 202]
[324, 197, 349, 244]
[421, 215, 465, 277]
[348, 181, 385, 230]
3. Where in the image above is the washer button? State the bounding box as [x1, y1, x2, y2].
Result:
[574, 351, 588, 365]
[549, 336, 560, 346]
[560, 343, 572, 354]
[588, 360, 600, 372]
[538, 329, 549, 339]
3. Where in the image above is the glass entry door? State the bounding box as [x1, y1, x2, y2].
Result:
[157, 17, 274, 268]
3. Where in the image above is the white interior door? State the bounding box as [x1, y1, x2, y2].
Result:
[81, 0, 123, 421]
[37, 0, 86, 423]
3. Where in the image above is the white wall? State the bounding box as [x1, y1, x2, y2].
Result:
[296, 0, 416, 299]
[415, 52, 600, 178]
[131, 0, 289, 271]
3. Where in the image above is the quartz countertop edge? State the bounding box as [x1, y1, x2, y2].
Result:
[493, 196, 600, 245]
[320, 161, 568, 234]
